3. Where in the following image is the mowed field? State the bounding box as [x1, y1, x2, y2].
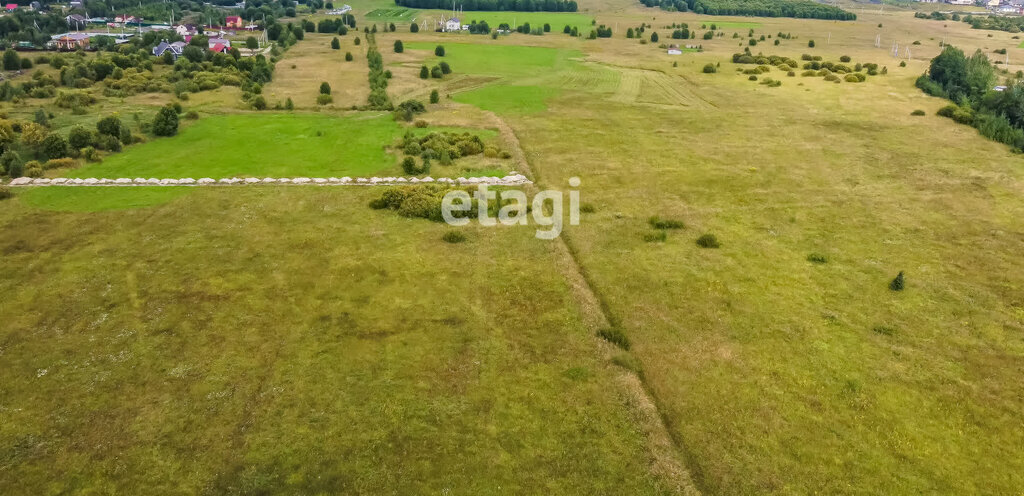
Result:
[3, 0, 1024, 493]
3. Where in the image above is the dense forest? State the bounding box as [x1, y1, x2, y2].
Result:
[917, 46, 1024, 150]
[638, 0, 855, 20]
[394, 0, 577, 12]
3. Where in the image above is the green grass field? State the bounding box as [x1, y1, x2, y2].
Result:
[68, 113, 403, 178]
[406, 42, 581, 79]
[453, 84, 560, 113]
[366, 7, 417, 21]
[65, 113, 495, 180]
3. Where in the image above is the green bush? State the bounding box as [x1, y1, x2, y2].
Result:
[643, 230, 667, 242]
[911, 109, 926, 116]
[597, 327, 630, 350]
[44, 157, 77, 170]
[429, 89, 439, 103]
[317, 93, 333, 105]
[702, 63, 717, 73]
[889, 271, 905, 291]
[648, 216, 684, 229]
[435, 45, 445, 56]
[807, 253, 828, 264]
[696, 233, 720, 248]
[442, 230, 467, 243]
[872, 325, 896, 336]
[0, 186, 10, 201]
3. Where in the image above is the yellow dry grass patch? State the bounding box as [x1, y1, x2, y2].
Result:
[264, 33, 369, 109]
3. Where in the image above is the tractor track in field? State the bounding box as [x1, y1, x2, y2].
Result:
[486, 110, 703, 496]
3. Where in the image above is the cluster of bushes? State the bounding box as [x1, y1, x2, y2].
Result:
[394, 99, 426, 121]
[394, 0, 578, 12]
[732, 51, 799, 70]
[917, 46, 1024, 150]
[317, 16, 356, 34]
[638, 0, 854, 20]
[396, 130, 495, 169]
[368, 185, 460, 221]
[419, 61, 452, 79]
[467, 20, 492, 34]
[0, 106, 178, 178]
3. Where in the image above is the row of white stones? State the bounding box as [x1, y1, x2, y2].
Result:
[5, 174, 531, 187]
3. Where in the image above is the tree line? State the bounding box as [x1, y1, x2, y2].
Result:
[917, 45, 1024, 151]
[637, 0, 854, 20]
[394, 0, 577, 12]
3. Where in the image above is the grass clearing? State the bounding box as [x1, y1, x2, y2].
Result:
[365, 7, 417, 21]
[405, 41, 580, 79]
[453, 84, 559, 114]
[65, 113, 491, 179]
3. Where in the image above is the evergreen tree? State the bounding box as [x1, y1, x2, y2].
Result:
[320, 82, 331, 95]
[331, 37, 341, 49]
[889, 271, 905, 291]
[650, 32, 659, 42]
[411, 22, 419, 33]
[430, 89, 439, 104]
[419, 65, 429, 79]
[394, 40, 404, 53]
[435, 45, 445, 56]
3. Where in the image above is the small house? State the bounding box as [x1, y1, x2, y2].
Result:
[66, 14, 86, 29]
[667, 43, 682, 55]
[175, 24, 197, 36]
[4, 3, 18, 11]
[55, 33, 90, 50]
[152, 39, 185, 59]
[445, 17, 461, 32]
[207, 37, 231, 49]
[225, 16, 243, 28]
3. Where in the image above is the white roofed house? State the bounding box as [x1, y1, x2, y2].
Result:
[445, 17, 461, 32]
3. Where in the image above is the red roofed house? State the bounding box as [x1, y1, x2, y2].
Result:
[225, 16, 243, 28]
[5, 3, 19, 11]
[210, 43, 226, 53]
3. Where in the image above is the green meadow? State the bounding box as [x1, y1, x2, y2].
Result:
[66, 113, 496, 179]
[453, 84, 559, 113]
[406, 42, 581, 79]
[366, 7, 417, 21]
